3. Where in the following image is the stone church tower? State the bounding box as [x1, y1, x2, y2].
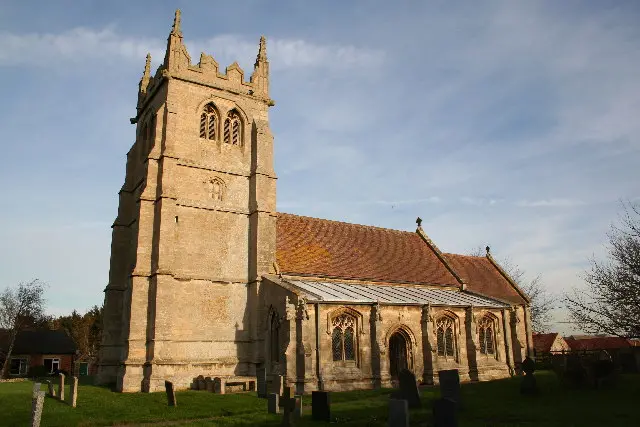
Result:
[98, 10, 277, 392]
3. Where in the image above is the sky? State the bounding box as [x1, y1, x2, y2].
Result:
[0, 1, 639, 335]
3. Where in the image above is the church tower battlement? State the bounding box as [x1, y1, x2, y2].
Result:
[98, 10, 277, 392]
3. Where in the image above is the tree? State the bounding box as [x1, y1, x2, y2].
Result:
[0, 279, 47, 378]
[50, 305, 103, 361]
[565, 201, 640, 338]
[468, 246, 555, 332]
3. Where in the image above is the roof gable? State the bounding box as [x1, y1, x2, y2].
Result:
[444, 253, 528, 304]
[276, 213, 459, 286]
[533, 332, 559, 353]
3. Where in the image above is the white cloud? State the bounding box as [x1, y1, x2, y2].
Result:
[0, 27, 385, 72]
[516, 199, 586, 208]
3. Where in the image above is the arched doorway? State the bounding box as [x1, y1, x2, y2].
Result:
[389, 330, 411, 378]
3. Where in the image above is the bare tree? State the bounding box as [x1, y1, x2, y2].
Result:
[0, 279, 47, 378]
[468, 246, 555, 332]
[565, 201, 640, 338]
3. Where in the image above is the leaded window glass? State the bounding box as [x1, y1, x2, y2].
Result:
[479, 316, 495, 355]
[331, 313, 357, 362]
[224, 110, 242, 146]
[436, 317, 455, 358]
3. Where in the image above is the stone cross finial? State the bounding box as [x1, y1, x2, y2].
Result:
[485, 245, 490, 255]
[171, 9, 182, 36]
[416, 217, 422, 227]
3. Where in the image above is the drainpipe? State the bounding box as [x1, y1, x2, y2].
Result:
[314, 303, 323, 391]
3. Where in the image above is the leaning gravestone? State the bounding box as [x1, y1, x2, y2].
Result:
[257, 368, 267, 398]
[433, 397, 457, 427]
[312, 391, 331, 422]
[268, 393, 280, 414]
[46, 380, 56, 398]
[520, 356, 538, 395]
[165, 380, 177, 407]
[31, 390, 45, 427]
[58, 373, 65, 401]
[397, 368, 421, 408]
[438, 370, 461, 407]
[69, 376, 78, 407]
[388, 398, 409, 427]
[32, 382, 41, 398]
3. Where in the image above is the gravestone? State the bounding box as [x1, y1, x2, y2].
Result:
[257, 368, 267, 398]
[270, 374, 284, 395]
[433, 397, 457, 427]
[32, 382, 41, 398]
[293, 395, 303, 419]
[46, 380, 56, 398]
[312, 391, 331, 422]
[388, 398, 409, 427]
[397, 368, 421, 408]
[520, 356, 538, 395]
[281, 396, 295, 427]
[58, 373, 65, 401]
[438, 370, 461, 407]
[69, 376, 78, 407]
[197, 375, 206, 391]
[268, 393, 280, 414]
[31, 390, 45, 427]
[280, 386, 292, 408]
[165, 380, 177, 407]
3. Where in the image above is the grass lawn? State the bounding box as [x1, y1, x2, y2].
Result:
[0, 371, 638, 426]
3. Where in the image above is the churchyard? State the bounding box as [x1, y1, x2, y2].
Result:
[1, 369, 638, 427]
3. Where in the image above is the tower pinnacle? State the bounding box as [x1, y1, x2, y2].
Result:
[171, 9, 182, 37]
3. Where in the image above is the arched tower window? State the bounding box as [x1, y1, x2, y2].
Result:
[479, 316, 495, 355]
[223, 110, 242, 146]
[200, 103, 218, 140]
[331, 313, 356, 362]
[436, 317, 456, 359]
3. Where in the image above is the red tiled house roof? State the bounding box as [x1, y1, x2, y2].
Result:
[444, 253, 528, 305]
[275, 214, 530, 305]
[565, 336, 633, 351]
[533, 332, 560, 353]
[276, 213, 459, 285]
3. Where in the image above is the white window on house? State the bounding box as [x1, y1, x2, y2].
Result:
[9, 358, 28, 376]
[44, 358, 60, 374]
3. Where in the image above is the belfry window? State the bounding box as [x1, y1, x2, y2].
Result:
[200, 103, 218, 140]
[479, 316, 495, 355]
[331, 313, 356, 362]
[436, 317, 455, 358]
[223, 110, 242, 145]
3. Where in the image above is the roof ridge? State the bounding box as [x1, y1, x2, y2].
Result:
[277, 212, 417, 235]
[443, 253, 486, 259]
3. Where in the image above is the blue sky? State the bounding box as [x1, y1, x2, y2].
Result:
[1, 1, 638, 334]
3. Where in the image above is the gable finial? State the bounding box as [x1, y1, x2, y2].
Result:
[171, 9, 182, 36]
[416, 217, 422, 227]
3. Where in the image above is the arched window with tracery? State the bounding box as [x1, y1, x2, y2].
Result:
[436, 317, 456, 358]
[223, 110, 242, 146]
[479, 316, 495, 355]
[270, 312, 280, 363]
[200, 103, 218, 140]
[331, 313, 356, 362]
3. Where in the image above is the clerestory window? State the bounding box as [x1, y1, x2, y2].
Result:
[200, 103, 218, 140]
[436, 317, 456, 358]
[331, 313, 356, 362]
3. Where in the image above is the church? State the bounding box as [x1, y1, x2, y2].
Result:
[97, 10, 533, 393]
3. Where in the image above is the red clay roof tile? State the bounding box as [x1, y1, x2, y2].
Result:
[533, 332, 559, 353]
[443, 253, 528, 305]
[276, 213, 459, 286]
